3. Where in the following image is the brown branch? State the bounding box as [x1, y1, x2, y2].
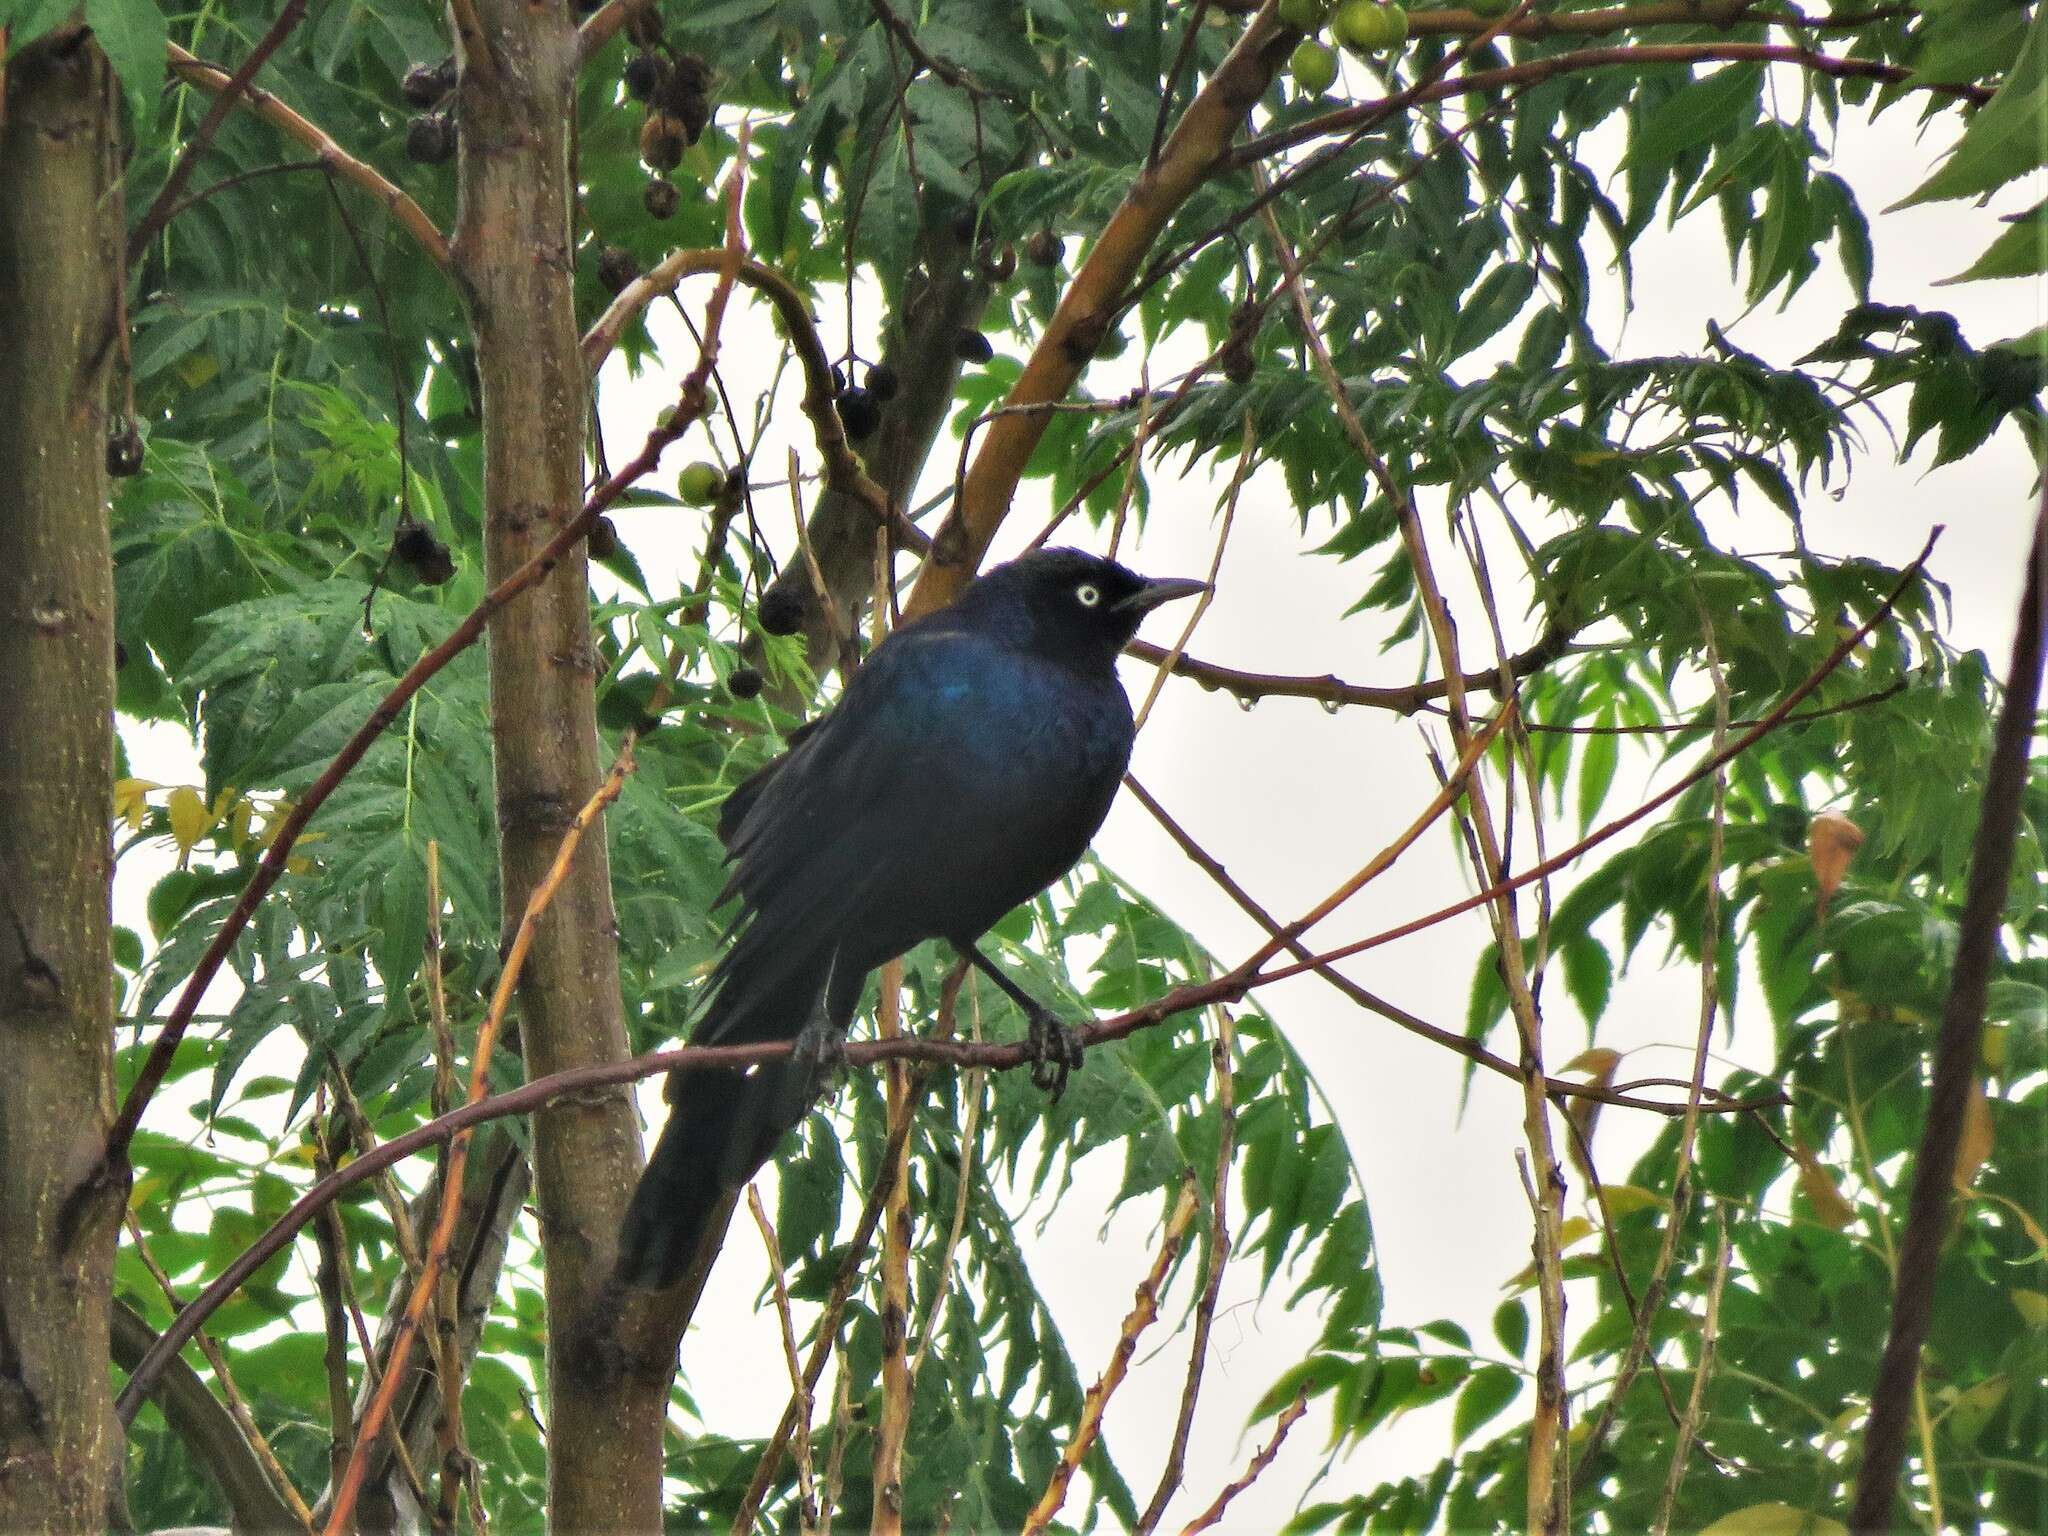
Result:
[1236, 42, 1991, 164]
[574, 0, 657, 61]
[95, 383, 705, 1184]
[871, 955, 914, 1536]
[162, 42, 450, 266]
[311, 1119, 358, 1497]
[1125, 623, 1573, 714]
[128, 2, 309, 260]
[109, 1299, 302, 1534]
[901, 5, 1288, 617]
[582, 248, 914, 551]
[116, 951, 1785, 1428]
[1850, 501, 2046, 1533]
[1275, 529, 1940, 981]
[1178, 1389, 1309, 1535]
[1023, 1176, 1202, 1536]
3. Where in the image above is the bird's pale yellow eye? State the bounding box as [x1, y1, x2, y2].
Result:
[1075, 583, 1103, 608]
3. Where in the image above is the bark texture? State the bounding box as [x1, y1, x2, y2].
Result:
[0, 31, 125, 1532]
[453, 6, 666, 1528]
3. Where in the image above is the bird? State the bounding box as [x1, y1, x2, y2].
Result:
[616, 547, 1207, 1289]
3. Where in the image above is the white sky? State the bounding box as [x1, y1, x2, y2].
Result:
[116, 71, 2042, 1532]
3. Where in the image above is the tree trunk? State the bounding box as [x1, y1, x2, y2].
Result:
[0, 29, 126, 1532]
[453, 8, 667, 1529]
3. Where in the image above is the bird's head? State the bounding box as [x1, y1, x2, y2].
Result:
[957, 547, 1209, 670]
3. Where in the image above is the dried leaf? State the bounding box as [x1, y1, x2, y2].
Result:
[1808, 811, 1865, 919]
[1563, 1048, 1621, 1185]
[1952, 1078, 1994, 1193]
[1792, 1134, 1856, 1230]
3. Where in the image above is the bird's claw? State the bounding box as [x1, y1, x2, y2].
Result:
[1025, 1007, 1085, 1099]
[792, 1022, 849, 1097]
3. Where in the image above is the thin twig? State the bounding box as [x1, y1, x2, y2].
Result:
[1575, 611, 1734, 1483]
[1131, 417, 1246, 733]
[747, 1187, 818, 1532]
[729, 1113, 919, 1536]
[1023, 1175, 1202, 1536]
[1652, 1212, 1732, 1536]
[128, 0, 310, 259]
[1177, 1390, 1309, 1535]
[163, 43, 450, 265]
[1135, 1007, 1239, 1536]
[123, 1212, 317, 1532]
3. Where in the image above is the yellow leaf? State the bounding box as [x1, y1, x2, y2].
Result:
[2010, 1289, 2048, 1328]
[1598, 1184, 1668, 1219]
[128, 1175, 161, 1211]
[1559, 1047, 1621, 1077]
[229, 797, 254, 848]
[113, 778, 156, 832]
[1808, 811, 1864, 920]
[1983, 1023, 2007, 1071]
[166, 785, 210, 858]
[1792, 1136, 1855, 1230]
[1952, 1078, 1993, 1193]
[174, 351, 219, 391]
[1556, 1215, 1595, 1248]
[210, 784, 239, 819]
[1698, 1503, 1848, 1536]
[286, 855, 312, 876]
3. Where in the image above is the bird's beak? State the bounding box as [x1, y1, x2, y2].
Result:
[1116, 576, 1210, 614]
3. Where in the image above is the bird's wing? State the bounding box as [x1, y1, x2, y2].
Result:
[697, 623, 996, 1042]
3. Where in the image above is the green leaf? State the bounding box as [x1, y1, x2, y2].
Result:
[1451, 1364, 1523, 1447]
[1942, 198, 2048, 283]
[82, 0, 166, 127]
[1561, 937, 1614, 1029]
[1895, 6, 2048, 208]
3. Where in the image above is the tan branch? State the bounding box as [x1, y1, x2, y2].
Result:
[1023, 1175, 1202, 1536]
[164, 42, 450, 266]
[1177, 1389, 1309, 1535]
[902, 6, 1288, 617]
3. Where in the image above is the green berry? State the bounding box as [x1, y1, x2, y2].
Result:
[677, 461, 723, 506]
[1333, 0, 1408, 51]
[1290, 38, 1339, 95]
[1279, 0, 1334, 28]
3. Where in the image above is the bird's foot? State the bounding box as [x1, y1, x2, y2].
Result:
[1025, 1006, 1085, 1099]
[792, 1020, 849, 1097]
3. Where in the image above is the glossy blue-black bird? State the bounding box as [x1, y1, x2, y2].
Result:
[617, 548, 1206, 1288]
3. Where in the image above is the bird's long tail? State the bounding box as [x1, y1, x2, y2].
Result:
[616, 1065, 751, 1290]
[616, 957, 839, 1289]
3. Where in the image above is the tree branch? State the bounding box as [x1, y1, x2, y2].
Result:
[163, 43, 450, 266]
[128, 2, 309, 261]
[110, 1300, 302, 1535]
[1124, 623, 1572, 714]
[1850, 500, 2046, 1533]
